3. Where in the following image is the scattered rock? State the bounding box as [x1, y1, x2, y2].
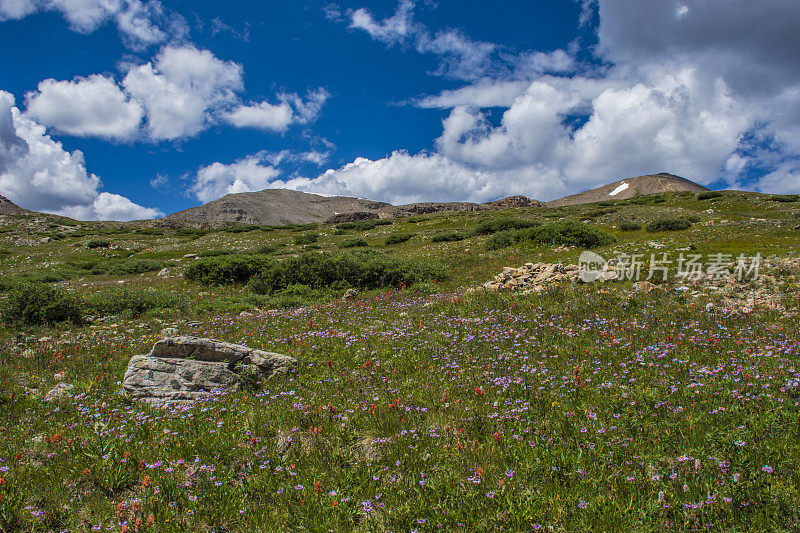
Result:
[633, 281, 658, 293]
[44, 382, 75, 401]
[343, 288, 358, 300]
[479, 262, 584, 293]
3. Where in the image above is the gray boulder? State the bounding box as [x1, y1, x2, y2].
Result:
[122, 336, 296, 403]
[123, 355, 240, 401]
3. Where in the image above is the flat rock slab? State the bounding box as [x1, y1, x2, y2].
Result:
[123, 355, 240, 401]
[150, 336, 296, 379]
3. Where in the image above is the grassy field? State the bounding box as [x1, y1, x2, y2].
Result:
[0, 191, 799, 531]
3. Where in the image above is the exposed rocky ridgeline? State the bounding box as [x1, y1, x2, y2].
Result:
[546, 173, 709, 207]
[167, 188, 546, 226]
[122, 336, 296, 404]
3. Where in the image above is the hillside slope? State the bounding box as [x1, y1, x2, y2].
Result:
[0, 194, 27, 215]
[546, 173, 709, 207]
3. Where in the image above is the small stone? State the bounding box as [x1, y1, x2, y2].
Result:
[343, 288, 358, 300]
[44, 382, 75, 401]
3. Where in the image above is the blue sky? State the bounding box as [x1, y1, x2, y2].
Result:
[0, 0, 799, 220]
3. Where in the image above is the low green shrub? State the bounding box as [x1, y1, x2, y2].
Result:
[135, 228, 166, 235]
[697, 191, 724, 201]
[431, 231, 468, 243]
[768, 194, 800, 203]
[1, 283, 84, 325]
[247, 250, 447, 294]
[105, 259, 165, 276]
[646, 217, 692, 232]
[86, 239, 111, 249]
[485, 220, 616, 250]
[198, 249, 234, 258]
[385, 232, 415, 245]
[221, 224, 261, 233]
[339, 238, 368, 248]
[472, 217, 541, 235]
[184, 253, 275, 285]
[335, 220, 392, 231]
[619, 221, 642, 231]
[485, 230, 519, 250]
[526, 220, 615, 247]
[83, 287, 187, 318]
[293, 233, 319, 245]
[291, 223, 319, 232]
[681, 214, 702, 223]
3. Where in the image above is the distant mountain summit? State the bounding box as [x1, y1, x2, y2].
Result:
[166, 189, 545, 225]
[166, 189, 391, 226]
[546, 173, 709, 207]
[0, 194, 26, 215]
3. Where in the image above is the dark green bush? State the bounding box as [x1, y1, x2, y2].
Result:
[1, 283, 84, 325]
[336, 220, 392, 231]
[385, 232, 415, 245]
[291, 223, 319, 232]
[136, 228, 166, 235]
[293, 233, 319, 245]
[619, 221, 642, 231]
[257, 243, 283, 254]
[83, 287, 187, 318]
[339, 238, 368, 248]
[697, 191, 724, 201]
[184, 253, 275, 285]
[105, 259, 165, 276]
[646, 217, 692, 232]
[198, 249, 234, 258]
[247, 250, 447, 294]
[473, 218, 541, 235]
[87, 239, 111, 249]
[221, 225, 261, 233]
[525, 220, 616, 247]
[485, 230, 520, 250]
[681, 214, 702, 224]
[768, 194, 800, 203]
[431, 231, 468, 243]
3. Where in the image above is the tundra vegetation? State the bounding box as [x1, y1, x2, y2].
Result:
[0, 191, 799, 531]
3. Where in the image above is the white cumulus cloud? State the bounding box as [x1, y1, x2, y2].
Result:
[0, 90, 161, 220]
[24, 74, 143, 140]
[122, 44, 243, 140]
[0, 0, 184, 49]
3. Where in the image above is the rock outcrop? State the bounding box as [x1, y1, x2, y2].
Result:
[123, 336, 296, 403]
